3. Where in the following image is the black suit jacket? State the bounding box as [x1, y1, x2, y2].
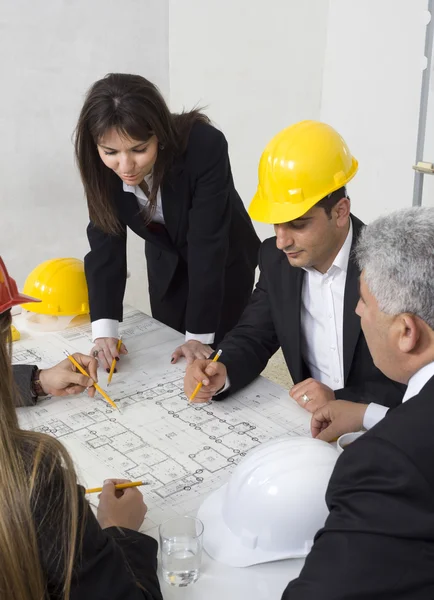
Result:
[13, 364, 38, 406]
[217, 215, 404, 407]
[85, 122, 260, 341]
[37, 473, 162, 599]
[283, 374, 434, 599]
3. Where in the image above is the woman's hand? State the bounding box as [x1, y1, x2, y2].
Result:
[91, 337, 128, 371]
[171, 340, 213, 365]
[97, 479, 147, 531]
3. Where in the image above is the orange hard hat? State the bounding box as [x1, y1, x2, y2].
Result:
[0, 257, 40, 314]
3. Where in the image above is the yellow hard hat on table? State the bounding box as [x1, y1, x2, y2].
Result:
[21, 258, 89, 316]
[249, 120, 358, 224]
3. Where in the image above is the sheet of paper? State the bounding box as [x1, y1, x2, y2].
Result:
[13, 307, 311, 533]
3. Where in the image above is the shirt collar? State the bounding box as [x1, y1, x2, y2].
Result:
[402, 360, 434, 403]
[303, 219, 353, 276]
[122, 171, 153, 200]
[333, 219, 353, 274]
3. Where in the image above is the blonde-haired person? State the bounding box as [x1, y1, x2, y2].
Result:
[0, 257, 162, 600]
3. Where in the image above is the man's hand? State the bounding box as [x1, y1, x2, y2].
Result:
[311, 400, 368, 442]
[38, 353, 98, 397]
[171, 340, 213, 365]
[184, 359, 227, 403]
[290, 378, 336, 413]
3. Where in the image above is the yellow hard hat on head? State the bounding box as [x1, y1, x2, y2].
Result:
[21, 258, 89, 316]
[249, 120, 358, 224]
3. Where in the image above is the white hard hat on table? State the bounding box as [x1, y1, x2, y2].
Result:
[197, 436, 338, 567]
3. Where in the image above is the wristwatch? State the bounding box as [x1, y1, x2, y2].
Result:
[31, 368, 46, 399]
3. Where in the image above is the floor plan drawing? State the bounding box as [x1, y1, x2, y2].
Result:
[13, 308, 311, 532]
[12, 347, 42, 364]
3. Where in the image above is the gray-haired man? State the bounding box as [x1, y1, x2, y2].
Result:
[310, 207, 434, 441]
[283, 206, 434, 599]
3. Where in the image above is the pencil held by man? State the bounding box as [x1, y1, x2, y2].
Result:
[185, 356, 227, 403]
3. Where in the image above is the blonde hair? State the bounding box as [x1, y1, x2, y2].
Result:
[0, 310, 84, 599]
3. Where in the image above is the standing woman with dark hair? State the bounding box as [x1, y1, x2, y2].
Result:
[0, 257, 162, 599]
[75, 73, 260, 369]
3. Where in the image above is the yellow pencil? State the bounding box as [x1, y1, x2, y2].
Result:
[107, 338, 122, 385]
[65, 352, 119, 411]
[189, 349, 222, 401]
[85, 480, 149, 494]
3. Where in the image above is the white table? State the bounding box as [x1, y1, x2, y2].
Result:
[13, 308, 307, 599]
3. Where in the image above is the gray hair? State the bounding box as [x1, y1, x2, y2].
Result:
[355, 207, 434, 329]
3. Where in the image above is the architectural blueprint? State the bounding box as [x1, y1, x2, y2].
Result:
[13, 307, 311, 532]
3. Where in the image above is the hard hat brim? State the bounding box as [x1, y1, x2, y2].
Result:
[2, 293, 41, 313]
[198, 484, 305, 567]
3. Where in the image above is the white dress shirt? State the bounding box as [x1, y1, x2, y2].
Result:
[123, 174, 165, 224]
[91, 175, 215, 344]
[363, 360, 434, 429]
[300, 221, 353, 391]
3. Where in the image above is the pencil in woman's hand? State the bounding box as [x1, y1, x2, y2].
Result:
[85, 480, 149, 494]
[64, 351, 119, 411]
[107, 338, 123, 385]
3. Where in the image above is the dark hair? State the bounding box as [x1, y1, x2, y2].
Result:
[74, 73, 210, 234]
[316, 186, 349, 218]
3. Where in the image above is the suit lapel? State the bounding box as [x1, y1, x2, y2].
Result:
[343, 217, 363, 382]
[280, 259, 305, 382]
[118, 189, 177, 252]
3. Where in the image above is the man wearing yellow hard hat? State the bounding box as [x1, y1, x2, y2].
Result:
[184, 120, 405, 411]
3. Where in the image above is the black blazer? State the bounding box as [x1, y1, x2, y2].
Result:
[85, 122, 260, 339]
[217, 215, 405, 407]
[283, 375, 434, 600]
[13, 364, 37, 406]
[37, 476, 162, 599]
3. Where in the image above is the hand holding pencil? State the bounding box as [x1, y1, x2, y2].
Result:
[91, 337, 128, 372]
[37, 353, 99, 398]
[64, 352, 119, 410]
[184, 350, 227, 403]
[96, 479, 148, 531]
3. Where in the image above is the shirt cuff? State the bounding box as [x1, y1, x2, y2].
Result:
[215, 377, 230, 396]
[363, 403, 389, 430]
[92, 319, 119, 342]
[185, 331, 215, 344]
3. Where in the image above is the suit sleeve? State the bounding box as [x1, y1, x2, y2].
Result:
[36, 476, 162, 600]
[334, 378, 405, 408]
[282, 436, 434, 599]
[185, 129, 231, 334]
[215, 247, 280, 397]
[84, 221, 128, 323]
[12, 364, 37, 406]
[71, 516, 162, 600]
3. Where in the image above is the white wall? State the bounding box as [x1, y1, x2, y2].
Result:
[4, 1, 430, 317]
[0, 0, 169, 315]
[169, 0, 330, 240]
[320, 0, 428, 223]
